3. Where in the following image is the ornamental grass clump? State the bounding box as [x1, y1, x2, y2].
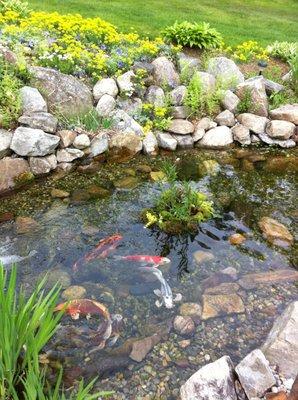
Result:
[143, 162, 214, 234]
[0, 264, 112, 399]
[163, 21, 223, 49]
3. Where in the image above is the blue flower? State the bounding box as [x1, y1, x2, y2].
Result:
[117, 61, 125, 68]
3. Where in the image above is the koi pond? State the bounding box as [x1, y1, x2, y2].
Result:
[0, 148, 297, 399]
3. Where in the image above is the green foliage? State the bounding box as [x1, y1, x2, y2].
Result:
[0, 264, 113, 399]
[225, 40, 269, 63]
[163, 21, 223, 49]
[266, 41, 298, 62]
[184, 72, 224, 117]
[134, 103, 172, 133]
[0, 58, 22, 129]
[237, 88, 253, 113]
[289, 52, 298, 95]
[269, 88, 297, 110]
[0, 0, 30, 16]
[143, 162, 214, 234]
[59, 109, 112, 132]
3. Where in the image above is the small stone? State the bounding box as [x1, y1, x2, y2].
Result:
[51, 188, 70, 198]
[143, 132, 158, 156]
[156, 132, 177, 151]
[114, 176, 139, 190]
[145, 85, 165, 107]
[86, 184, 110, 199]
[215, 110, 235, 127]
[201, 159, 220, 176]
[238, 270, 298, 290]
[237, 113, 269, 134]
[167, 119, 194, 135]
[152, 56, 180, 89]
[236, 76, 268, 117]
[197, 126, 233, 148]
[204, 282, 240, 295]
[0, 130, 13, 158]
[108, 132, 142, 162]
[20, 86, 47, 114]
[15, 216, 39, 234]
[266, 120, 295, 140]
[90, 132, 108, 156]
[192, 127, 205, 142]
[172, 134, 194, 149]
[150, 171, 166, 181]
[179, 303, 202, 318]
[258, 217, 293, 247]
[196, 117, 212, 130]
[221, 90, 240, 113]
[73, 134, 90, 149]
[18, 112, 58, 133]
[170, 85, 187, 106]
[93, 77, 118, 101]
[117, 70, 135, 96]
[232, 124, 251, 145]
[96, 94, 116, 117]
[202, 293, 245, 319]
[178, 339, 191, 348]
[235, 349, 276, 399]
[265, 392, 287, 400]
[56, 130, 77, 148]
[270, 104, 298, 124]
[62, 285, 86, 300]
[229, 233, 246, 245]
[171, 105, 190, 119]
[56, 148, 84, 163]
[11, 127, 60, 157]
[29, 154, 57, 175]
[193, 250, 214, 265]
[173, 315, 195, 336]
[0, 157, 30, 193]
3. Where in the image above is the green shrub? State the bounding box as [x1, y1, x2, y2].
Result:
[163, 21, 223, 49]
[0, 58, 22, 129]
[0, 0, 30, 16]
[289, 52, 298, 95]
[0, 264, 113, 399]
[184, 72, 224, 117]
[266, 41, 298, 63]
[143, 162, 214, 234]
[237, 88, 253, 113]
[59, 109, 112, 132]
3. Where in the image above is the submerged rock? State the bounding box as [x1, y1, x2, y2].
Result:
[262, 301, 298, 379]
[51, 188, 70, 198]
[238, 270, 298, 290]
[201, 293, 245, 320]
[108, 132, 142, 162]
[179, 303, 202, 319]
[229, 233, 246, 245]
[193, 251, 215, 265]
[173, 315, 195, 336]
[258, 217, 294, 247]
[235, 349, 275, 399]
[114, 176, 139, 189]
[62, 285, 86, 300]
[180, 355, 238, 400]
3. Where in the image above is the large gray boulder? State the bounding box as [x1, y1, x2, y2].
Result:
[0, 157, 30, 193]
[236, 76, 268, 117]
[262, 301, 298, 379]
[237, 113, 269, 134]
[266, 120, 295, 140]
[145, 85, 165, 107]
[0, 129, 12, 159]
[30, 67, 93, 117]
[207, 57, 244, 89]
[157, 132, 177, 151]
[180, 356, 237, 400]
[11, 127, 60, 156]
[73, 133, 90, 149]
[172, 134, 194, 149]
[197, 126, 233, 148]
[270, 104, 298, 124]
[235, 349, 275, 399]
[29, 154, 57, 175]
[93, 77, 118, 101]
[18, 112, 58, 133]
[152, 56, 180, 88]
[20, 86, 47, 114]
[214, 110, 235, 127]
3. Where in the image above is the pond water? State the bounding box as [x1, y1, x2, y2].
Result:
[0, 148, 297, 399]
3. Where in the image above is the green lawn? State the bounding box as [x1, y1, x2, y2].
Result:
[28, 0, 298, 46]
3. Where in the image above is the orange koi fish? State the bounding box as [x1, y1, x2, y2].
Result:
[73, 234, 123, 272]
[55, 299, 110, 320]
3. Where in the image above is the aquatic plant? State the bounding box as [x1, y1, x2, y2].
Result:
[0, 264, 113, 399]
[143, 162, 214, 234]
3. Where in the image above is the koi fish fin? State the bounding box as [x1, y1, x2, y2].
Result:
[155, 299, 163, 308]
[153, 289, 162, 297]
[174, 293, 182, 302]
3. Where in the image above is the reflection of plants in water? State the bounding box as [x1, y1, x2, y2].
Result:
[0, 264, 112, 399]
[143, 161, 214, 234]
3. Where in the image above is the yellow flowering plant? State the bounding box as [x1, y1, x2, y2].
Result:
[0, 9, 177, 80]
[135, 103, 172, 132]
[226, 41, 269, 63]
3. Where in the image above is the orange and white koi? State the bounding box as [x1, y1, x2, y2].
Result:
[73, 234, 123, 272]
[54, 298, 110, 320]
[114, 254, 171, 267]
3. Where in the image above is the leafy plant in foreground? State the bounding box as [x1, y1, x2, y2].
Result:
[163, 21, 223, 49]
[266, 41, 298, 63]
[0, 264, 112, 399]
[143, 162, 214, 234]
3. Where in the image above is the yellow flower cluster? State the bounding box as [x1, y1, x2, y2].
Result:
[138, 103, 172, 132]
[226, 41, 269, 63]
[0, 10, 174, 80]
